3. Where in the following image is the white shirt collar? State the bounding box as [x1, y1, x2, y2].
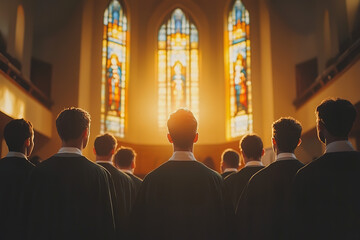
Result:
[57, 147, 82, 156]
[325, 141, 355, 153]
[223, 168, 238, 173]
[245, 160, 263, 167]
[5, 151, 28, 160]
[276, 153, 297, 161]
[169, 151, 196, 161]
[121, 169, 134, 174]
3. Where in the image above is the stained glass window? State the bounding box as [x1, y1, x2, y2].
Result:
[158, 8, 199, 128]
[228, 0, 252, 138]
[101, 0, 127, 137]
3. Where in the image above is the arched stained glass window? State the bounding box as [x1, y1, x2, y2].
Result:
[158, 8, 199, 128]
[101, 0, 127, 138]
[228, 0, 252, 138]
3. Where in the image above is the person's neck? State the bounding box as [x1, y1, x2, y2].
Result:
[96, 155, 112, 162]
[11, 148, 27, 156]
[325, 136, 348, 146]
[62, 140, 83, 151]
[173, 145, 193, 152]
[244, 158, 260, 164]
[276, 150, 294, 155]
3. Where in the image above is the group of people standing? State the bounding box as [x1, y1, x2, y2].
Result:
[0, 97, 359, 240]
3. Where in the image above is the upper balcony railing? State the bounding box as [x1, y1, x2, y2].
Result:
[0, 52, 53, 109]
[294, 38, 360, 108]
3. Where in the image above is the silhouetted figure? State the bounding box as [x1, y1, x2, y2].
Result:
[130, 109, 226, 239]
[236, 117, 304, 239]
[202, 156, 215, 170]
[29, 155, 41, 166]
[113, 146, 142, 197]
[291, 98, 360, 239]
[94, 133, 134, 237]
[220, 149, 240, 178]
[224, 134, 264, 210]
[26, 108, 116, 240]
[0, 119, 34, 240]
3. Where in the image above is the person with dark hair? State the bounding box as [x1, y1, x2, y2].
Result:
[235, 117, 304, 239]
[94, 133, 134, 237]
[130, 109, 226, 239]
[113, 147, 142, 195]
[26, 108, 116, 240]
[291, 98, 360, 239]
[224, 134, 264, 210]
[0, 119, 34, 240]
[220, 149, 240, 178]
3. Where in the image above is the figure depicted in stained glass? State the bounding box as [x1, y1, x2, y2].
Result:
[101, 0, 127, 138]
[228, 0, 252, 137]
[157, 8, 199, 128]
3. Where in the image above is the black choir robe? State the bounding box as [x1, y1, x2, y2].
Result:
[224, 165, 264, 210]
[0, 156, 34, 240]
[26, 154, 116, 240]
[97, 162, 134, 236]
[130, 160, 226, 240]
[221, 170, 236, 179]
[124, 171, 142, 195]
[291, 151, 360, 240]
[236, 158, 304, 239]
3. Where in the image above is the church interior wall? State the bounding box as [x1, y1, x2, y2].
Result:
[0, 0, 359, 173]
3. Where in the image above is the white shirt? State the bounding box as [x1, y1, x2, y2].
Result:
[223, 168, 238, 173]
[245, 160, 263, 167]
[276, 153, 297, 161]
[169, 151, 196, 161]
[57, 147, 82, 156]
[325, 141, 355, 153]
[5, 151, 28, 160]
[96, 160, 113, 165]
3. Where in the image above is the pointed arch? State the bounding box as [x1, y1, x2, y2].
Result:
[101, 0, 128, 138]
[228, 0, 252, 138]
[157, 8, 199, 128]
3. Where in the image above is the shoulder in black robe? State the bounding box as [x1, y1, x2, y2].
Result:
[236, 159, 304, 239]
[26, 154, 116, 240]
[0, 157, 34, 240]
[97, 162, 134, 236]
[224, 165, 264, 211]
[125, 172, 142, 194]
[130, 160, 226, 240]
[221, 171, 236, 179]
[291, 151, 360, 240]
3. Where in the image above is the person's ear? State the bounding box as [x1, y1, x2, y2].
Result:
[272, 137, 276, 147]
[297, 138, 302, 147]
[93, 147, 96, 155]
[24, 138, 31, 147]
[193, 133, 199, 143]
[131, 160, 135, 169]
[261, 149, 265, 157]
[167, 133, 173, 143]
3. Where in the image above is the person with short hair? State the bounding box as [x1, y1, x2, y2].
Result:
[291, 98, 360, 239]
[26, 108, 116, 240]
[224, 134, 264, 210]
[130, 109, 226, 239]
[113, 147, 142, 196]
[0, 119, 35, 240]
[94, 133, 134, 237]
[220, 149, 240, 178]
[235, 117, 304, 239]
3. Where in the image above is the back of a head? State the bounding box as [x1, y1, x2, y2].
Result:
[167, 108, 197, 149]
[272, 117, 302, 153]
[316, 98, 357, 138]
[240, 134, 263, 160]
[4, 119, 33, 152]
[94, 133, 117, 156]
[114, 147, 136, 169]
[221, 149, 240, 168]
[56, 107, 91, 142]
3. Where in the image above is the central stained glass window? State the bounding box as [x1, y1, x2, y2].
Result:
[101, 0, 127, 137]
[228, 0, 252, 138]
[157, 8, 199, 128]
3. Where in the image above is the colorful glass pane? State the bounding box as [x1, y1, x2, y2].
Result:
[158, 8, 199, 128]
[101, 0, 127, 137]
[228, 0, 252, 137]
